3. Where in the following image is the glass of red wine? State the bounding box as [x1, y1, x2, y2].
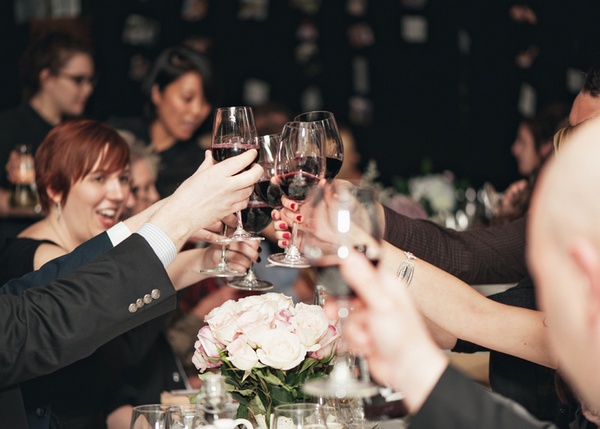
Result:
[294, 111, 344, 180]
[228, 191, 274, 291]
[212, 106, 263, 244]
[301, 181, 382, 399]
[267, 121, 325, 268]
[254, 134, 284, 210]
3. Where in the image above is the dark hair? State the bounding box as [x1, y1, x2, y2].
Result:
[142, 46, 216, 121]
[19, 32, 94, 100]
[35, 119, 130, 212]
[582, 68, 600, 97]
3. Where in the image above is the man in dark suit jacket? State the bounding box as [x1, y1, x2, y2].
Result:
[337, 117, 600, 428]
[0, 149, 262, 427]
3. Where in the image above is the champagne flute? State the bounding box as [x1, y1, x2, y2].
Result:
[294, 111, 344, 180]
[301, 181, 382, 399]
[227, 191, 274, 290]
[267, 121, 325, 268]
[212, 106, 263, 243]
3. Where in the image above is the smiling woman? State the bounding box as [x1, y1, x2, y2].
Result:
[110, 45, 217, 198]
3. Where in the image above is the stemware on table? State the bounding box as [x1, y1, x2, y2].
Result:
[294, 111, 344, 180]
[301, 181, 382, 399]
[267, 121, 325, 268]
[272, 403, 340, 429]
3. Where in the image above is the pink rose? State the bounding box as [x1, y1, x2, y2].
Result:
[192, 326, 223, 372]
[309, 324, 340, 360]
[205, 299, 240, 345]
[227, 335, 259, 370]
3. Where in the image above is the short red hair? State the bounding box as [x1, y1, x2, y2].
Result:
[35, 119, 130, 212]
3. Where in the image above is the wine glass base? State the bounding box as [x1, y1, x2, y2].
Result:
[227, 277, 274, 291]
[302, 378, 380, 399]
[198, 266, 245, 277]
[267, 252, 311, 269]
[216, 235, 265, 244]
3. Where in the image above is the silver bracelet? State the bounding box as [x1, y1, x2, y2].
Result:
[396, 251, 416, 287]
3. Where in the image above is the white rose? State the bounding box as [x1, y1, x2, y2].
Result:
[238, 310, 273, 347]
[256, 328, 306, 370]
[205, 299, 240, 345]
[293, 303, 329, 351]
[227, 335, 259, 370]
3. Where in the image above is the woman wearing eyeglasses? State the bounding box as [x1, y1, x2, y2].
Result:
[0, 32, 96, 230]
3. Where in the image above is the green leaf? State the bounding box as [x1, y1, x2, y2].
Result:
[256, 370, 283, 386]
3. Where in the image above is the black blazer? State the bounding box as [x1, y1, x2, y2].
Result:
[0, 233, 177, 427]
[410, 366, 557, 429]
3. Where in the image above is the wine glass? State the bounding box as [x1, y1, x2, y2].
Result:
[197, 223, 246, 277]
[130, 404, 170, 429]
[254, 134, 284, 210]
[227, 191, 274, 291]
[267, 121, 325, 268]
[273, 403, 339, 429]
[301, 181, 382, 399]
[294, 111, 344, 180]
[212, 106, 263, 243]
[166, 405, 206, 429]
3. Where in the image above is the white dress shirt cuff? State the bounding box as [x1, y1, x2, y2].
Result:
[136, 223, 177, 268]
[106, 221, 132, 246]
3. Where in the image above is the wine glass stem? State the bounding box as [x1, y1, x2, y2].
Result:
[219, 224, 228, 263]
[235, 210, 244, 230]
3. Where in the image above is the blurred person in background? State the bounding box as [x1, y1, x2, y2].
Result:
[0, 32, 95, 233]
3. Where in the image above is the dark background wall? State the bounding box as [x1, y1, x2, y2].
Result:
[1, 0, 598, 190]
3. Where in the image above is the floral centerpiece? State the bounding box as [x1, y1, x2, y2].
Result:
[191, 293, 340, 429]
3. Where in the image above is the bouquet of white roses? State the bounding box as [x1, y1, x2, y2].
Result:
[191, 293, 340, 427]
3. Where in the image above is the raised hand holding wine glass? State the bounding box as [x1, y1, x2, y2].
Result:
[212, 106, 263, 243]
[267, 121, 325, 268]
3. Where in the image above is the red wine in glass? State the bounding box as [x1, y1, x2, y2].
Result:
[255, 180, 283, 209]
[212, 142, 258, 170]
[240, 200, 272, 234]
[325, 157, 343, 180]
[277, 171, 321, 202]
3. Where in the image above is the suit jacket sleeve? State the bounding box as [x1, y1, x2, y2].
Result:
[410, 366, 556, 429]
[0, 234, 177, 388]
[0, 232, 113, 296]
[383, 205, 527, 284]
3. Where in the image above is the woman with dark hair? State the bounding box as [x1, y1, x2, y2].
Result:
[111, 45, 216, 197]
[0, 31, 96, 230]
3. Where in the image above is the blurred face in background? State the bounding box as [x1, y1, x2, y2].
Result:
[43, 52, 95, 118]
[511, 121, 540, 176]
[151, 71, 211, 142]
[126, 157, 160, 216]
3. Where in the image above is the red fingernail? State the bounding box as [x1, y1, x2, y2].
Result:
[290, 203, 297, 210]
[283, 232, 291, 239]
[296, 215, 303, 222]
[278, 222, 288, 229]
